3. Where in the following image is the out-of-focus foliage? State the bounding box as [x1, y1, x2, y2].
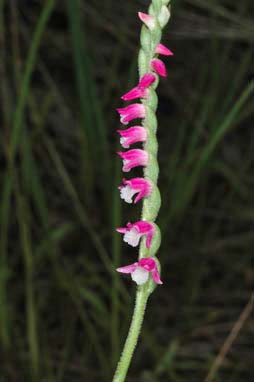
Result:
[0, 0, 253, 381]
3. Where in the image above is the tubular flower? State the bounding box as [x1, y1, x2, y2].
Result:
[117, 104, 146, 125]
[155, 43, 174, 56]
[151, 58, 167, 77]
[117, 126, 147, 148]
[138, 12, 156, 30]
[116, 221, 155, 248]
[117, 257, 162, 285]
[121, 73, 156, 101]
[117, 149, 148, 172]
[119, 178, 152, 204]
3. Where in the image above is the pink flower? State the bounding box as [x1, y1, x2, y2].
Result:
[119, 178, 152, 203]
[117, 257, 162, 285]
[116, 221, 155, 248]
[138, 12, 156, 30]
[155, 43, 174, 56]
[117, 104, 146, 125]
[151, 58, 167, 77]
[117, 149, 148, 172]
[121, 73, 156, 101]
[117, 126, 147, 148]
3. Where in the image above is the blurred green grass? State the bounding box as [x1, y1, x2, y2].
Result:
[0, 0, 253, 381]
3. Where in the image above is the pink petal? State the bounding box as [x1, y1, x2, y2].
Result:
[133, 221, 154, 234]
[117, 262, 138, 274]
[146, 231, 154, 248]
[152, 268, 163, 284]
[155, 43, 174, 56]
[139, 257, 156, 272]
[151, 58, 167, 77]
[139, 73, 156, 88]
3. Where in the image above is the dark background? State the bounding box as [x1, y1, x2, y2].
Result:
[0, 0, 253, 381]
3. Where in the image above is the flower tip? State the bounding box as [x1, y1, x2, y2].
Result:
[116, 151, 123, 158]
[156, 43, 174, 56]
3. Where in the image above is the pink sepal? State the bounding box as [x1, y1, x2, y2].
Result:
[117, 126, 147, 148]
[151, 58, 167, 77]
[155, 43, 174, 56]
[138, 12, 155, 30]
[116, 104, 145, 125]
[121, 87, 148, 101]
[116, 227, 127, 234]
[117, 149, 148, 172]
[139, 73, 156, 87]
[116, 263, 138, 274]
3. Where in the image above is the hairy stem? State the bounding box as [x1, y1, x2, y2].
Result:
[112, 285, 149, 382]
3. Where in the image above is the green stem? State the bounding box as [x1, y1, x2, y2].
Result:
[112, 285, 150, 382]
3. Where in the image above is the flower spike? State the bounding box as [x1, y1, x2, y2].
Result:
[116, 221, 155, 248]
[121, 73, 156, 101]
[117, 149, 148, 172]
[117, 126, 147, 148]
[113, 1, 173, 380]
[119, 178, 153, 204]
[155, 43, 174, 56]
[117, 257, 162, 285]
[151, 58, 167, 77]
[117, 104, 146, 125]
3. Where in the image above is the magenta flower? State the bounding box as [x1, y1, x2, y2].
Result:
[117, 257, 162, 285]
[138, 12, 156, 30]
[121, 73, 156, 101]
[155, 43, 174, 56]
[119, 178, 152, 204]
[117, 126, 147, 148]
[117, 149, 148, 172]
[117, 104, 146, 125]
[151, 58, 167, 77]
[116, 221, 155, 248]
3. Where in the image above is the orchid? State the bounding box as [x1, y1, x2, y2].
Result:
[117, 258, 162, 285]
[116, 103, 145, 125]
[117, 126, 147, 148]
[119, 178, 152, 204]
[116, 221, 155, 248]
[117, 149, 148, 172]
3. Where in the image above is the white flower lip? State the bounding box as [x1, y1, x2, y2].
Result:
[123, 228, 141, 247]
[120, 185, 136, 204]
[120, 137, 129, 148]
[131, 267, 149, 285]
